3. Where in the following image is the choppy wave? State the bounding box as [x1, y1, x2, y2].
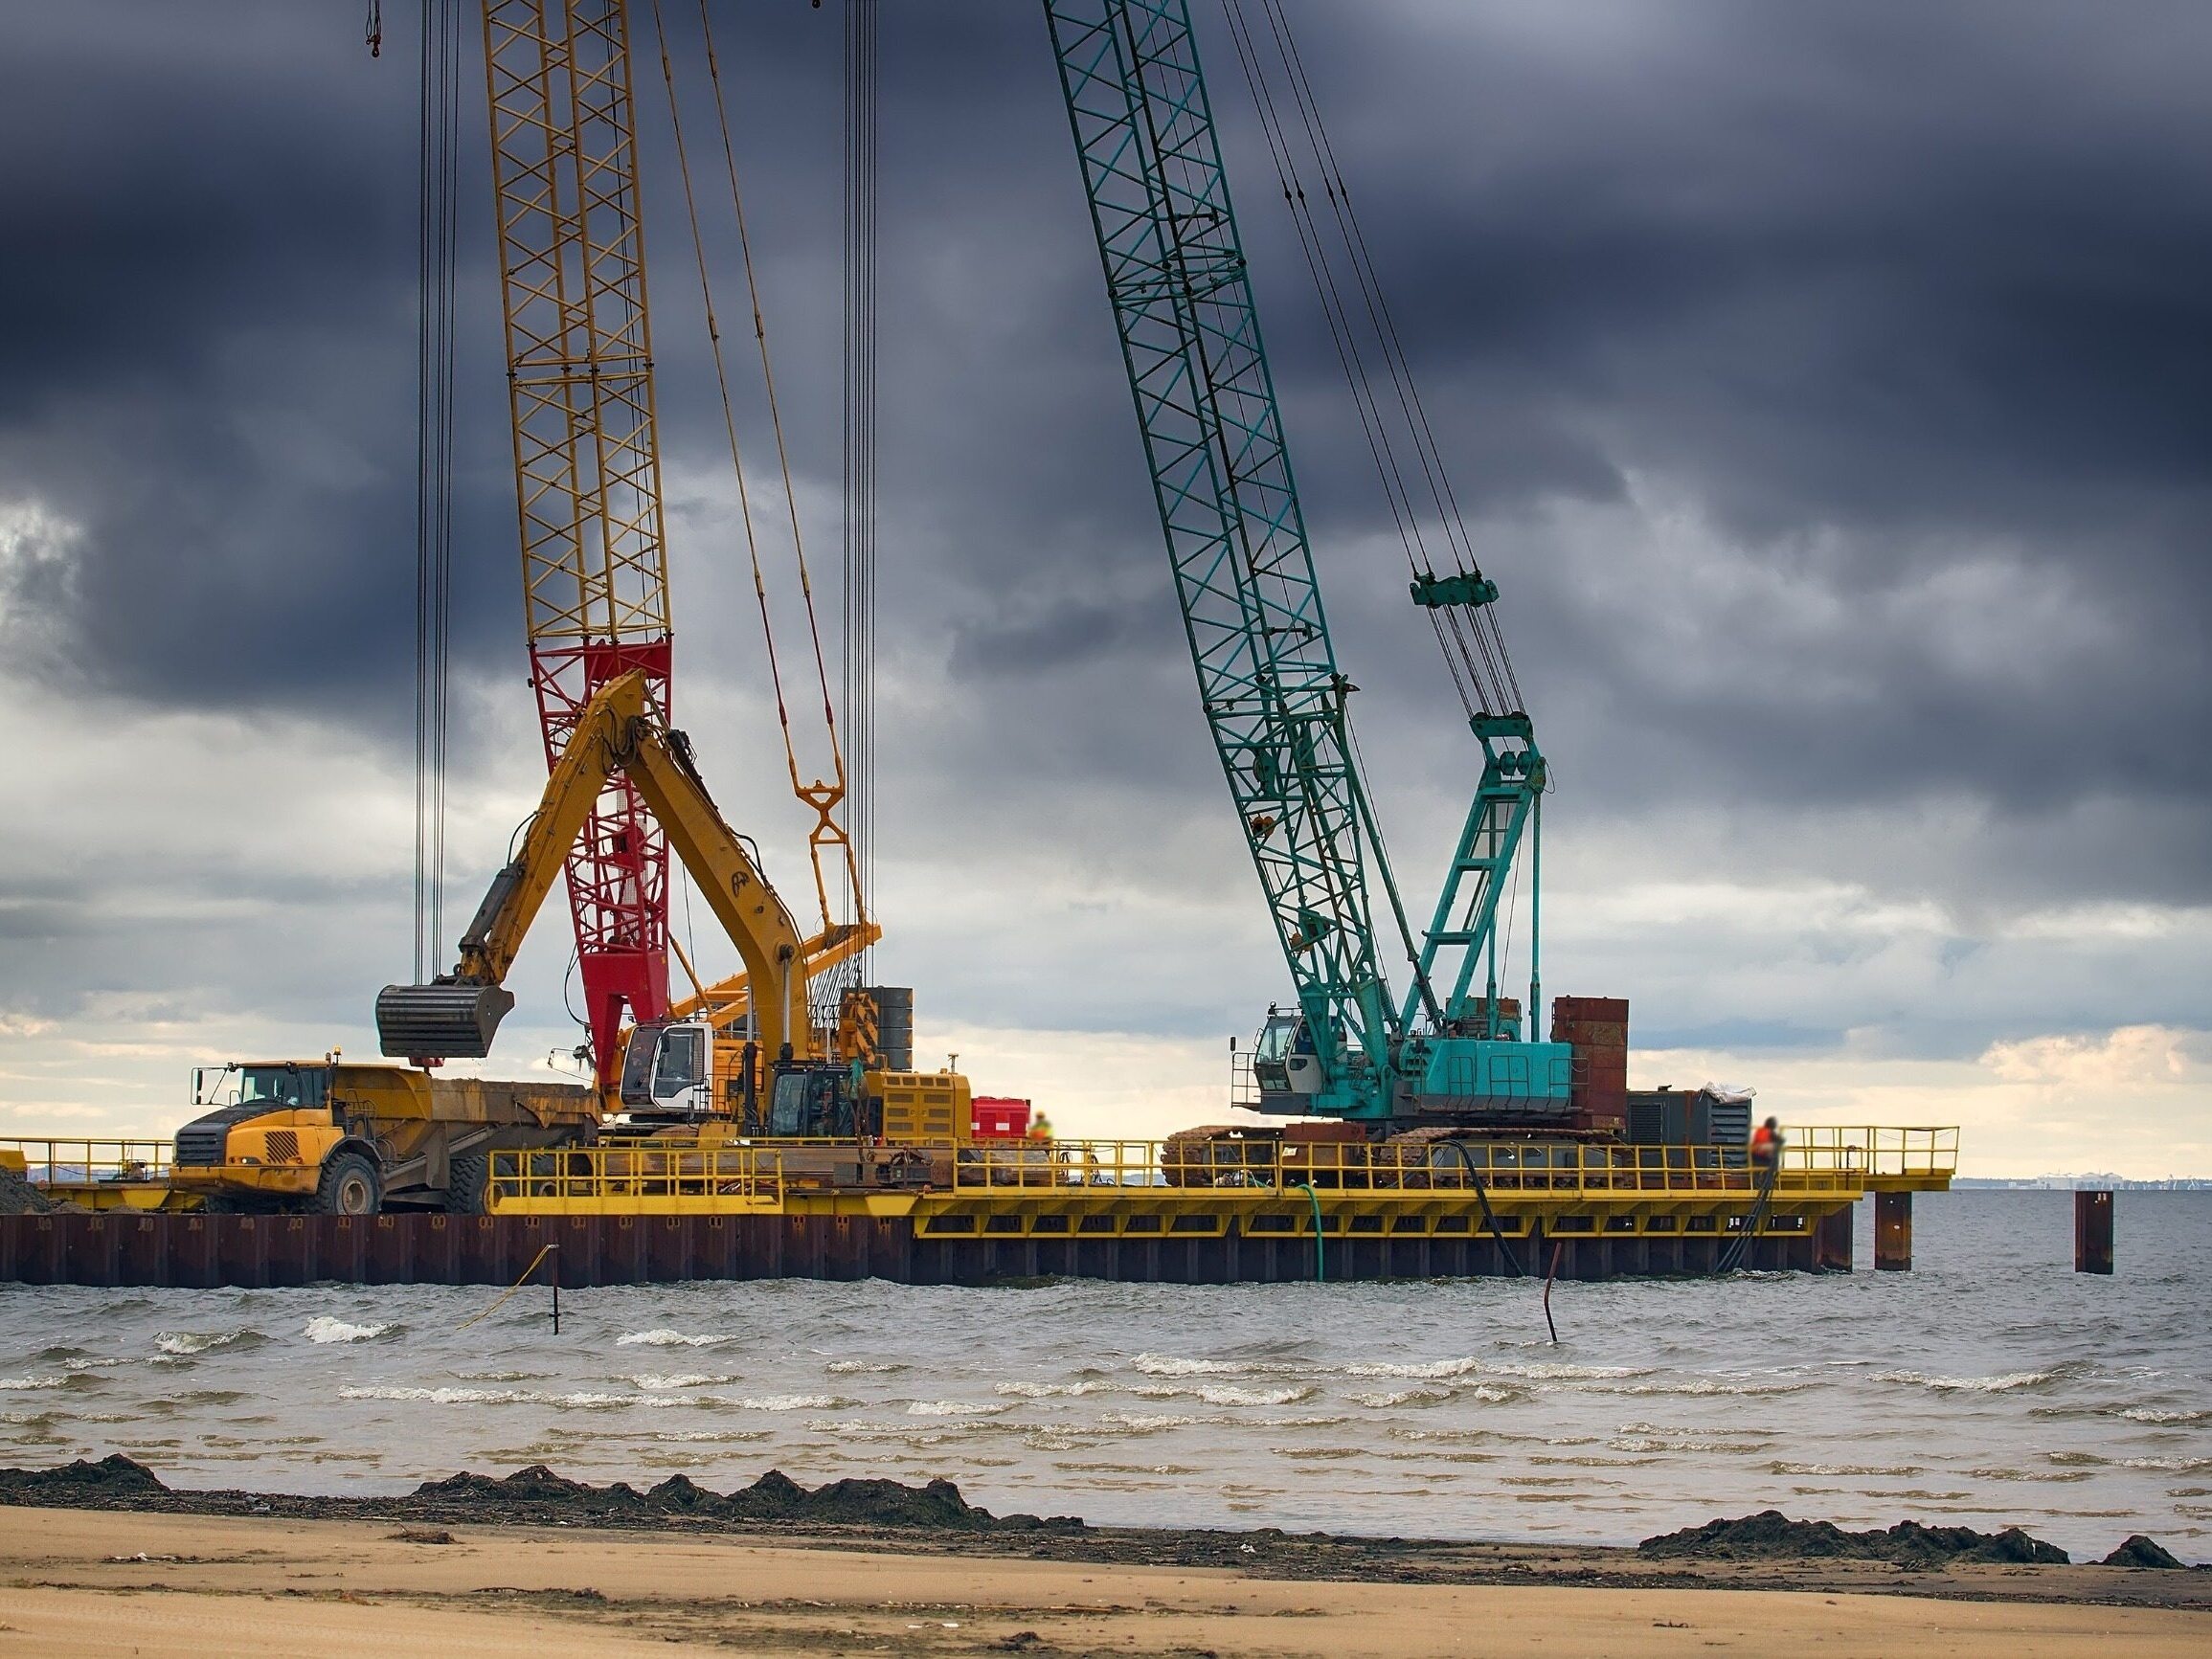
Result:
[0, 1375, 68, 1391]
[996, 1379, 1111, 1398]
[615, 1330, 735, 1349]
[155, 1331, 263, 1356]
[1876, 1368, 2053, 1393]
[1137, 1384, 1312, 1407]
[824, 1359, 908, 1375]
[304, 1317, 393, 1345]
[625, 1374, 738, 1392]
[338, 1384, 634, 1409]
[907, 1400, 1014, 1418]
[736, 1394, 839, 1412]
[1131, 1354, 1257, 1378]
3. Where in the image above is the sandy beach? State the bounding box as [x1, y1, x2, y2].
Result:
[0, 1505, 2202, 1658]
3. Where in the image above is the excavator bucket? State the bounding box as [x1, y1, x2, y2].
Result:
[374, 983, 515, 1061]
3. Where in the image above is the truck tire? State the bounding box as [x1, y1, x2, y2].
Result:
[316, 1151, 382, 1216]
[446, 1151, 490, 1216]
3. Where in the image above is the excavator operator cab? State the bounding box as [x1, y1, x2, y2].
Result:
[767, 1062, 862, 1138]
[619, 1020, 713, 1120]
[1252, 1014, 1322, 1100]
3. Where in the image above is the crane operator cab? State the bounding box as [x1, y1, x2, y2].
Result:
[1252, 1012, 1324, 1106]
[618, 1020, 718, 1122]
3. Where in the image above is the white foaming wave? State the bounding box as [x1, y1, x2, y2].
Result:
[824, 1359, 908, 1375]
[2120, 1406, 2208, 1424]
[1095, 1411, 1198, 1432]
[907, 1399, 1015, 1418]
[304, 1316, 392, 1345]
[1614, 1378, 1811, 1397]
[1131, 1354, 1256, 1377]
[654, 1429, 769, 1443]
[0, 1375, 68, 1391]
[1349, 1385, 1454, 1408]
[1770, 1461, 1919, 1477]
[2121, 1455, 2212, 1472]
[625, 1373, 737, 1392]
[340, 1384, 526, 1405]
[616, 1330, 736, 1349]
[737, 1393, 839, 1412]
[997, 1379, 1111, 1398]
[155, 1331, 257, 1356]
[335, 1384, 632, 1408]
[1339, 1357, 1636, 1383]
[1137, 1383, 1312, 1407]
[1876, 1369, 2050, 1393]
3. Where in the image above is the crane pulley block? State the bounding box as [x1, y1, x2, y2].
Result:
[1411, 570, 1501, 610]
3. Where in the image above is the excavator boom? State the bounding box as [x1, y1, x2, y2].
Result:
[377, 670, 813, 1066]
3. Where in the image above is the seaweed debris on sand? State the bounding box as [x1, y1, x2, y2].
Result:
[1640, 1510, 2071, 1566]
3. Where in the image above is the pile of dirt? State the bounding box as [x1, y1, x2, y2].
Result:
[0, 1453, 166, 1496]
[1640, 1510, 2070, 1566]
[403, 1464, 1073, 1532]
[0, 1166, 54, 1216]
[0, 1455, 1078, 1536]
[2103, 1536, 2186, 1570]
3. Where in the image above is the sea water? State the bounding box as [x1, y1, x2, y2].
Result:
[1, 1191, 2205, 1559]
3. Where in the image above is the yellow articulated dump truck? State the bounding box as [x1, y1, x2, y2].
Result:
[169, 1058, 598, 1216]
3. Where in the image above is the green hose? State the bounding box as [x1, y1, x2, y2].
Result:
[1293, 1181, 1325, 1283]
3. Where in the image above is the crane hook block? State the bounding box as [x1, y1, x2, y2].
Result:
[1411, 570, 1499, 610]
[374, 982, 516, 1061]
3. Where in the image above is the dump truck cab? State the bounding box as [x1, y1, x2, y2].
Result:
[170, 1059, 598, 1216]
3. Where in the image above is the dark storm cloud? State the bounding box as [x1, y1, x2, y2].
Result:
[2, 1, 2206, 917]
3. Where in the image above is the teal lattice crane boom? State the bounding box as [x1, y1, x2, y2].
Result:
[1046, 0, 1569, 1127]
[1046, 0, 1414, 1114]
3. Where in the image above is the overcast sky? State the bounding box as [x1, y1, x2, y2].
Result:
[1, 1, 2206, 1176]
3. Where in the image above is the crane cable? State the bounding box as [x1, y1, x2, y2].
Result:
[643, 0, 864, 953]
[1220, 0, 1524, 719]
[411, 0, 461, 981]
[842, 0, 881, 996]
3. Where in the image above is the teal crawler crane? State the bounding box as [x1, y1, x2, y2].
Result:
[1045, 0, 1564, 1128]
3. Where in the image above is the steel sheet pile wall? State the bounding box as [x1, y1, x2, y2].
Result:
[0, 1212, 1818, 1289]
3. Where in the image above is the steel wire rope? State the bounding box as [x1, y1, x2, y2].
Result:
[691, 0, 865, 943]
[643, 0, 861, 968]
[1218, 1, 1478, 722]
[841, 0, 881, 998]
[412, 0, 462, 981]
[1255, 0, 1525, 714]
[1230, 0, 1518, 716]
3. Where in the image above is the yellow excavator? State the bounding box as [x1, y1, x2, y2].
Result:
[376, 669, 959, 1143]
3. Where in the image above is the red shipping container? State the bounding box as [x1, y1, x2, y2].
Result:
[971, 1097, 1032, 1139]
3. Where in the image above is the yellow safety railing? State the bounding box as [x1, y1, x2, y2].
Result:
[948, 1130, 1957, 1198]
[1, 1137, 174, 1189]
[485, 1144, 786, 1212]
[1788, 1125, 1959, 1178]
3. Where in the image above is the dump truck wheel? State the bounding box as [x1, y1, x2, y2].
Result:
[446, 1152, 489, 1216]
[316, 1151, 382, 1216]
